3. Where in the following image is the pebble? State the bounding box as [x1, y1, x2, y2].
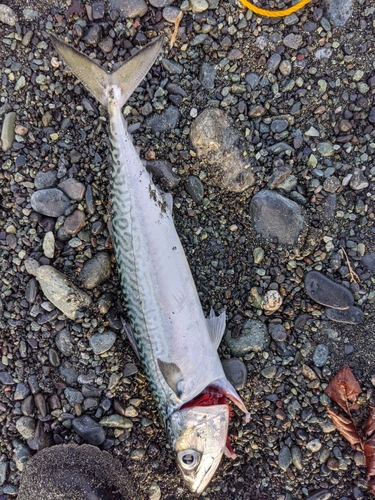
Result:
[269, 323, 287, 342]
[55, 329, 74, 356]
[43, 231, 55, 259]
[267, 53, 281, 73]
[190, 0, 208, 12]
[34, 393, 47, 417]
[279, 445, 292, 471]
[149, 482, 162, 500]
[72, 415, 106, 445]
[64, 210, 86, 235]
[226, 319, 269, 357]
[199, 63, 216, 89]
[250, 190, 305, 245]
[100, 415, 133, 429]
[64, 388, 84, 405]
[317, 142, 335, 157]
[0, 462, 7, 486]
[313, 344, 329, 367]
[304, 271, 354, 309]
[146, 160, 179, 189]
[325, 0, 353, 26]
[80, 252, 112, 289]
[35, 265, 92, 320]
[0, 372, 15, 385]
[89, 331, 117, 355]
[12, 440, 31, 472]
[221, 358, 247, 390]
[361, 253, 375, 274]
[261, 290, 283, 312]
[163, 6, 181, 23]
[0, 5, 18, 26]
[253, 247, 264, 264]
[58, 179, 85, 201]
[146, 107, 180, 133]
[34, 170, 58, 190]
[350, 168, 369, 190]
[16, 417, 36, 440]
[30, 189, 71, 217]
[1, 111, 16, 152]
[185, 176, 204, 202]
[291, 445, 303, 470]
[326, 306, 364, 324]
[14, 383, 30, 401]
[306, 439, 322, 453]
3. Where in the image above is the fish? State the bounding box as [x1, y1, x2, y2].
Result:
[50, 33, 250, 494]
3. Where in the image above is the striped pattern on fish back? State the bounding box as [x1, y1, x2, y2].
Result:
[108, 112, 171, 423]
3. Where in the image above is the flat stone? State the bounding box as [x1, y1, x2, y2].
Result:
[64, 388, 84, 405]
[0, 5, 18, 25]
[30, 189, 71, 217]
[269, 323, 287, 342]
[58, 178, 85, 201]
[291, 446, 303, 470]
[199, 63, 216, 89]
[185, 176, 204, 202]
[225, 319, 269, 357]
[278, 445, 292, 471]
[326, 306, 364, 324]
[325, 0, 353, 26]
[250, 190, 305, 245]
[190, 0, 208, 13]
[12, 440, 31, 472]
[313, 344, 329, 367]
[362, 253, 375, 274]
[35, 265, 92, 320]
[80, 252, 112, 289]
[100, 415, 133, 429]
[0, 372, 15, 385]
[55, 329, 74, 356]
[350, 168, 369, 190]
[64, 210, 86, 235]
[14, 383, 30, 401]
[221, 358, 247, 390]
[16, 417, 36, 440]
[34, 170, 58, 190]
[146, 106, 180, 133]
[89, 331, 117, 355]
[305, 271, 354, 309]
[0, 462, 8, 486]
[72, 416, 106, 445]
[43, 231, 55, 259]
[1, 111, 16, 151]
[317, 142, 334, 156]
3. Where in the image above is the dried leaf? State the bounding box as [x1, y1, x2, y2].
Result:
[327, 407, 362, 450]
[365, 405, 375, 438]
[66, 1, 85, 18]
[365, 436, 375, 484]
[170, 11, 183, 48]
[325, 365, 361, 414]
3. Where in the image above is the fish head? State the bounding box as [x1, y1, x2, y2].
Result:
[168, 404, 230, 494]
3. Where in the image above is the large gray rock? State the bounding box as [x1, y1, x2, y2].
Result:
[250, 189, 305, 245]
[109, 0, 148, 17]
[225, 319, 269, 357]
[30, 188, 71, 217]
[35, 266, 92, 320]
[190, 108, 255, 193]
[325, 0, 352, 26]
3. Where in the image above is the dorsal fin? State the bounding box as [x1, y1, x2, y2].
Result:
[206, 308, 226, 350]
[157, 359, 184, 398]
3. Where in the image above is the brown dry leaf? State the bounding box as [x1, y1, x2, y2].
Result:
[66, 1, 85, 18]
[325, 365, 361, 414]
[327, 407, 363, 450]
[365, 405, 375, 438]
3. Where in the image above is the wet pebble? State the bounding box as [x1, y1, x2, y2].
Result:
[326, 306, 364, 324]
[185, 176, 204, 202]
[226, 319, 269, 357]
[199, 63, 216, 89]
[146, 107, 180, 133]
[72, 415, 106, 445]
[350, 168, 369, 190]
[1, 111, 16, 152]
[43, 231, 55, 259]
[35, 265, 92, 320]
[64, 210, 86, 235]
[55, 329, 74, 356]
[250, 190, 305, 245]
[0, 372, 15, 385]
[12, 440, 31, 472]
[222, 358, 247, 390]
[65, 388, 84, 405]
[34, 393, 47, 417]
[89, 331, 117, 355]
[58, 178, 85, 201]
[291, 445, 303, 470]
[278, 445, 292, 471]
[30, 189, 71, 217]
[80, 252, 112, 289]
[100, 414, 133, 429]
[305, 271, 354, 309]
[269, 323, 287, 342]
[313, 344, 329, 367]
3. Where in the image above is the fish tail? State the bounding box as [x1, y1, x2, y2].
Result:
[49, 33, 164, 109]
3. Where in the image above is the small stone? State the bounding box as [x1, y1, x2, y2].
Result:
[245, 73, 260, 90]
[43, 231, 55, 259]
[278, 445, 292, 471]
[58, 178, 85, 201]
[64, 210, 86, 235]
[0, 372, 15, 385]
[89, 331, 117, 355]
[269, 323, 287, 342]
[291, 446, 303, 470]
[323, 176, 341, 193]
[313, 344, 329, 367]
[146, 107, 180, 133]
[80, 252, 112, 289]
[100, 415, 133, 429]
[34, 393, 47, 417]
[34, 170, 58, 190]
[99, 37, 114, 53]
[72, 415, 106, 445]
[305, 271, 354, 309]
[55, 329, 74, 356]
[225, 319, 269, 357]
[267, 53, 281, 73]
[326, 306, 364, 324]
[92, 2, 105, 19]
[149, 482, 162, 500]
[84, 24, 102, 45]
[16, 417, 36, 440]
[306, 439, 322, 453]
[30, 189, 71, 217]
[261, 365, 277, 379]
[163, 6, 182, 23]
[199, 63, 216, 89]
[317, 142, 334, 157]
[14, 383, 30, 401]
[283, 34, 302, 49]
[0, 462, 8, 486]
[221, 358, 247, 390]
[35, 265, 92, 320]
[362, 253, 375, 274]
[185, 176, 204, 202]
[325, 0, 353, 26]
[349, 168, 369, 190]
[262, 290, 283, 312]
[271, 119, 289, 134]
[64, 388, 84, 405]
[253, 247, 264, 264]
[13, 440, 31, 472]
[0, 4, 18, 25]
[1, 111, 16, 151]
[48, 348, 60, 367]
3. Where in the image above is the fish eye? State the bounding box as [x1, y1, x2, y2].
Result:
[177, 449, 201, 470]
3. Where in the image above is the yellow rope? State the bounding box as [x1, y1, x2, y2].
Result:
[238, 0, 311, 17]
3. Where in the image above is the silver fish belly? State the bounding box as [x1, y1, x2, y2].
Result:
[50, 33, 250, 494]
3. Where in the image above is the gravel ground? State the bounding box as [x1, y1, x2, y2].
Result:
[1, 0, 375, 498]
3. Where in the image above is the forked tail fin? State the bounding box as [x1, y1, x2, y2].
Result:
[50, 34, 164, 109]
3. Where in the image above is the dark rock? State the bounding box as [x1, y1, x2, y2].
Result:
[64, 210, 86, 235]
[250, 190, 305, 245]
[72, 416, 106, 445]
[269, 323, 287, 342]
[361, 253, 375, 274]
[80, 252, 112, 289]
[58, 179, 85, 201]
[145, 160, 179, 189]
[30, 189, 71, 217]
[146, 106, 180, 133]
[222, 358, 247, 390]
[185, 176, 204, 202]
[305, 271, 354, 309]
[34, 170, 58, 190]
[199, 63, 216, 89]
[326, 306, 364, 324]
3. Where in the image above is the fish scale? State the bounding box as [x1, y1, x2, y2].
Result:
[50, 33, 250, 494]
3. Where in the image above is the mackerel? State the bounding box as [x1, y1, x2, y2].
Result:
[50, 34, 250, 494]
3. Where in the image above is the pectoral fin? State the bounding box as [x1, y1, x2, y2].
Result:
[121, 318, 140, 360]
[158, 359, 184, 398]
[206, 308, 226, 350]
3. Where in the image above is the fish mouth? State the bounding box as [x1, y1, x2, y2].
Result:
[181, 453, 223, 495]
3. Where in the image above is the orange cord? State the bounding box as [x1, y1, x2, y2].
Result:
[238, 0, 311, 17]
